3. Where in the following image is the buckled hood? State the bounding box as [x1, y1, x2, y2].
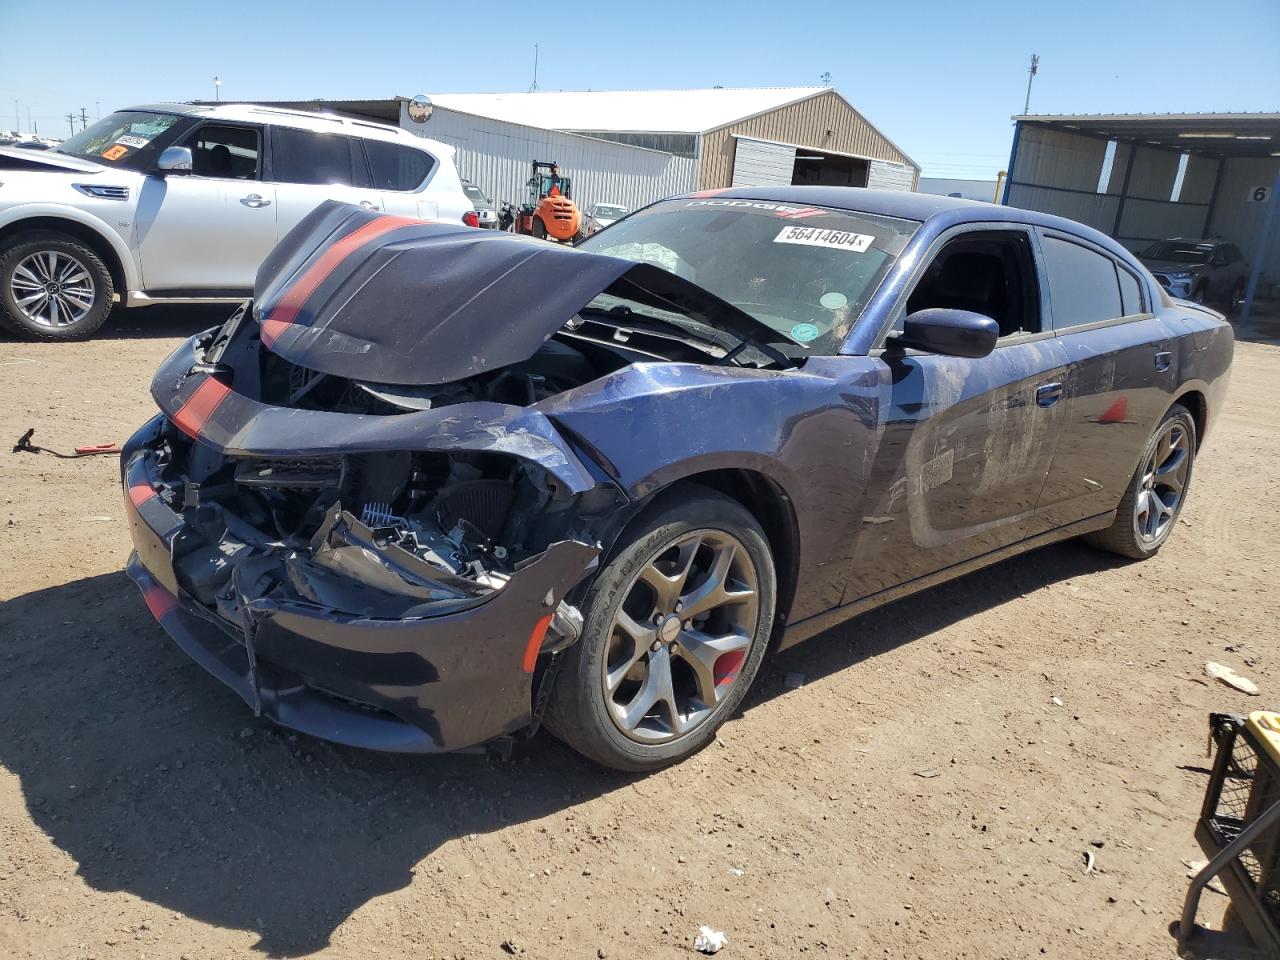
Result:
[253, 200, 784, 386]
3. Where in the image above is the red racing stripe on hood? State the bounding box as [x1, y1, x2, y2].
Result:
[171, 377, 231, 439]
[261, 215, 421, 346]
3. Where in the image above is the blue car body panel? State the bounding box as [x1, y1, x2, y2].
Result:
[120, 188, 1234, 753]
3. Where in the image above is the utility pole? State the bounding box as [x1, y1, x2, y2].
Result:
[213, 76, 221, 101]
[529, 45, 539, 92]
[66, 113, 76, 137]
[1022, 54, 1040, 115]
[79, 107, 88, 131]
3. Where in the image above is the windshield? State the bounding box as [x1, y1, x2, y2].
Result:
[1140, 241, 1213, 265]
[57, 111, 180, 166]
[575, 197, 918, 354]
[463, 184, 489, 205]
[593, 204, 628, 220]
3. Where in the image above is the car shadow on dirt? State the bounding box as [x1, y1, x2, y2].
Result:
[0, 304, 230, 343]
[0, 539, 1123, 956]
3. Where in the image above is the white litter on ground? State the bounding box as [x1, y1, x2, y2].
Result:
[1204, 662, 1260, 696]
[693, 925, 728, 954]
[1182, 858, 1228, 896]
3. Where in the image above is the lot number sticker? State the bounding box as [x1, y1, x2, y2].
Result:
[114, 134, 152, 149]
[774, 225, 875, 253]
[1248, 185, 1272, 203]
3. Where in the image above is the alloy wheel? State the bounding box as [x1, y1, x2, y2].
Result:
[1134, 419, 1191, 544]
[9, 250, 96, 328]
[602, 530, 759, 743]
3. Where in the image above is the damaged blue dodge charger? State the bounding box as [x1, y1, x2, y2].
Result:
[121, 188, 1232, 771]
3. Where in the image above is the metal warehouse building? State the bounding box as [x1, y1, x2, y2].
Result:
[241, 87, 917, 215]
[1004, 112, 1280, 319]
[426, 87, 919, 194]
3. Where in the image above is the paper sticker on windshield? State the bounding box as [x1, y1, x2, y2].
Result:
[114, 134, 151, 149]
[101, 144, 129, 161]
[774, 225, 874, 253]
[790, 322, 820, 342]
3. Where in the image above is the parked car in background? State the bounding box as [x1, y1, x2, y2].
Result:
[0, 103, 473, 339]
[461, 179, 498, 229]
[121, 188, 1231, 771]
[584, 201, 628, 236]
[1137, 238, 1250, 309]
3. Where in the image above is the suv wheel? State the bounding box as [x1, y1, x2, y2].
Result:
[0, 232, 114, 339]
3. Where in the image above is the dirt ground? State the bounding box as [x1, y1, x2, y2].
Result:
[0, 307, 1276, 960]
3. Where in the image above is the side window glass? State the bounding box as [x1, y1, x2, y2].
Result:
[364, 139, 435, 191]
[271, 128, 354, 186]
[904, 231, 1040, 339]
[1116, 265, 1144, 316]
[186, 125, 260, 180]
[1040, 236, 1123, 329]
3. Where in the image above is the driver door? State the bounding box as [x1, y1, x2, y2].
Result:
[842, 226, 1072, 603]
[134, 123, 276, 292]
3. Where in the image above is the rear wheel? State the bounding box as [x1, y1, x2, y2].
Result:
[531, 217, 548, 240]
[545, 488, 776, 771]
[1229, 279, 1247, 314]
[0, 232, 114, 339]
[1083, 403, 1196, 559]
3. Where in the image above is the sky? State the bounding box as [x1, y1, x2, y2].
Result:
[2, 0, 1277, 178]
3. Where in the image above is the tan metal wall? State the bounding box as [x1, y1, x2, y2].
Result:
[697, 91, 916, 190]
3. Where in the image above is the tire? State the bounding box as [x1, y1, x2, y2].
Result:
[0, 232, 114, 339]
[1083, 403, 1197, 560]
[531, 217, 548, 241]
[544, 487, 776, 772]
[1190, 283, 1207, 305]
[1229, 279, 1246, 314]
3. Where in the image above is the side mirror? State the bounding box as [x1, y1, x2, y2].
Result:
[155, 146, 193, 174]
[890, 308, 999, 359]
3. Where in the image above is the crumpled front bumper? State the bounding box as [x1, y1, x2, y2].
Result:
[121, 419, 599, 754]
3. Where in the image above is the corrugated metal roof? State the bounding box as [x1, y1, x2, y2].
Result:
[427, 87, 827, 134]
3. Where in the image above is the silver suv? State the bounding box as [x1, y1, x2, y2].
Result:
[0, 103, 473, 339]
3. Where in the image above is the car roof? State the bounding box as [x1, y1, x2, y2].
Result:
[122, 102, 452, 154]
[677, 186, 1140, 265]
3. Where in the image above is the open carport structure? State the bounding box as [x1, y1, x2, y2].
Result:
[1003, 112, 1280, 321]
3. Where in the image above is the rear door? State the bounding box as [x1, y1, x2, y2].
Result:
[360, 137, 441, 219]
[843, 225, 1072, 603]
[267, 126, 385, 238]
[1033, 231, 1175, 526]
[134, 122, 274, 291]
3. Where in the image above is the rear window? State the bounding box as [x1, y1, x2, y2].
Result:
[364, 139, 434, 192]
[1117, 264, 1144, 316]
[272, 128, 355, 186]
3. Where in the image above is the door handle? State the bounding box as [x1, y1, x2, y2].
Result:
[240, 194, 271, 208]
[1154, 351, 1173, 372]
[1035, 382, 1064, 407]
[359, 200, 381, 210]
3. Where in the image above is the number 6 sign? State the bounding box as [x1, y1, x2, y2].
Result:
[1249, 185, 1272, 203]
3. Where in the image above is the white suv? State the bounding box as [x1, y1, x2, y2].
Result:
[0, 103, 474, 339]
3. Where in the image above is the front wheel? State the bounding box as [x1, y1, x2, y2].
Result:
[545, 489, 776, 771]
[531, 217, 548, 240]
[0, 232, 114, 339]
[1083, 403, 1196, 559]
